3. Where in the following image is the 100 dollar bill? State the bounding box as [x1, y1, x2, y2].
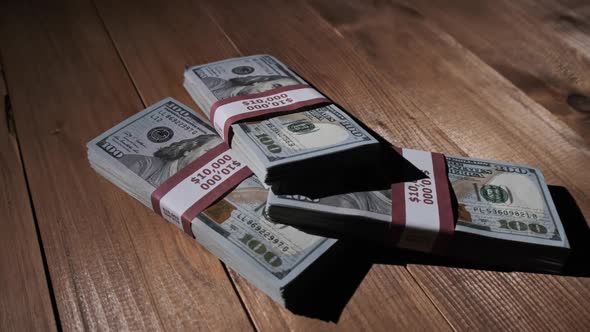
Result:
[232, 105, 377, 165]
[449, 156, 567, 248]
[270, 155, 568, 249]
[184, 55, 378, 171]
[186, 54, 306, 111]
[88, 98, 334, 284]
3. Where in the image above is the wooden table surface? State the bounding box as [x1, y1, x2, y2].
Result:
[1, 0, 589, 330]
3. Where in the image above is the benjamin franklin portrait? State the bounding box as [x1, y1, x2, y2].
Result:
[202, 75, 300, 100]
[319, 190, 392, 215]
[120, 134, 221, 187]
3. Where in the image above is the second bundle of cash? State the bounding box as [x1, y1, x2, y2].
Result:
[183, 55, 383, 190]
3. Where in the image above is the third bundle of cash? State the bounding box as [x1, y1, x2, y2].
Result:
[267, 149, 570, 273]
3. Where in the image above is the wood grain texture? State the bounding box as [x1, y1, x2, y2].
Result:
[201, 0, 590, 330]
[0, 61, 57, 330]
[91, 0, 453, 329]
[2, 0, 588, 330]
[228, 265, 451, 331]
[199, 0, 464, 156]
[307, 0, 590, 223]
[0, 0, 253, 330]
[551, 0, 590, 60]
[410, 267, 590, 332]
[407, 0, 590, 143]
[306, 1, 590, 330]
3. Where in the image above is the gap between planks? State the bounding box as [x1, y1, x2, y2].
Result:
[0, 52, 59, 330]
[87, 0, 259, 329]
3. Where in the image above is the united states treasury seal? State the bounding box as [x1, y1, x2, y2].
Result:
[231, 66, 255, 75]
[147, 126, 174, 143]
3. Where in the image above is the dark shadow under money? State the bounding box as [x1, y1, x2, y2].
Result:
[548, 185, 590, 277]
[268, 98, 431, 198]
[223, 68, 429, 198]
[271, 143, 427, 198]
[282, 241, 376, 322]
[297, 185, 589, 277]
[282, 186, 589, 322]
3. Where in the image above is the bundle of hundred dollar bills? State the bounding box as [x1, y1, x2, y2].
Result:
[183, 55, 383, 190]
[267, 150, 570, 272]
[88, 98, 336, 305]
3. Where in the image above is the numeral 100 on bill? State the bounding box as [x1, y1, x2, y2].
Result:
[498, 219, 548, 234]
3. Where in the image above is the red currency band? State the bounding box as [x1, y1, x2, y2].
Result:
[151, 144, 228, 215]
[179, 166, 251, 234]
[208, 84, 330, 143]
[220, 97, 329, 143]
[386, 148, 455, 253]
[387, 145, 410, 246]
[209, 84, 312, 122]
[151, 143, 253, 234]
[431, 152, 454, 253]
[388, 180, 406, 246]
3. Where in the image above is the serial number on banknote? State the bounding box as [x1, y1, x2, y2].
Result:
[472, 206, 539, 220]
[245, 219, 290, 253]
[231, 213, 291, 253]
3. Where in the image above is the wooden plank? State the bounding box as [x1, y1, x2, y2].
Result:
[0, 0, 253, 330]
[92, 0, 454, 329]
[197, 1, 464, 156]
[305, 0, 590, 330]
[550, 0, 590, 56]
[407, 0, 590, 143]
[0, 61, 57, 330]
[228, 264, 451, 331]
[410, 267, 590, 331]
[305, 0, 590, 222]
[206, 0, 590, 222]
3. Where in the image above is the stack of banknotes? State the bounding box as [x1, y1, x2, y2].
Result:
[87, 98, 336, 306]
[267, 155, 570, 272]
[88, 55, 570, 307]
[183, 55, 381, 187]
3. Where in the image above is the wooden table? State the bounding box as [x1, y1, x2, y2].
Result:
[1, 0, 589, 330]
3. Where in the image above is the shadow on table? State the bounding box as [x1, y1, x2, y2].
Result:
[266, 95, 428, 198]
[548, 185, 590, 277]
[283, 185, 589, 322]
[271, 143, 426, 198]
